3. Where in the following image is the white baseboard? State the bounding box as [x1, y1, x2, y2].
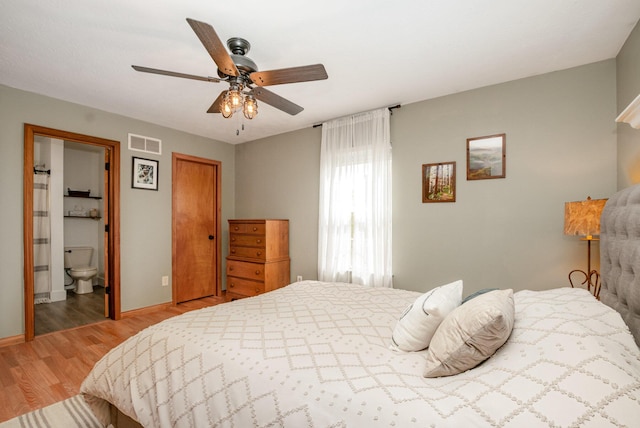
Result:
[50, 289, 68, 302]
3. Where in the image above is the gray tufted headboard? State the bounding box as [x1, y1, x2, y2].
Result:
[600, 183, 640, 346]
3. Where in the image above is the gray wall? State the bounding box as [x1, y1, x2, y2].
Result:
[617, 21, 640, 190]
[392, 61, 616, 293]
[235, 60, 618, 295]
[235, 126, 322, 281]
[0, 85, 235, 339]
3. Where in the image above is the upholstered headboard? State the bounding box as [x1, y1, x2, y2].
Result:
[600, 183, 640, 346]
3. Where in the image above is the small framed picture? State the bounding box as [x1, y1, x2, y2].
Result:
[422, 161, 456, 203]
[466, 133, 506, 180]
[132, 157, 159, 191]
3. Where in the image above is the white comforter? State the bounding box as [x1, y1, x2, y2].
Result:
[81, 281, 640, 427]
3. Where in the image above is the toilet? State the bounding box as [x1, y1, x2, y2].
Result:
[64, 246, 98, 294]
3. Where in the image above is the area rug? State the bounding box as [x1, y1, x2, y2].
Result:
[0, 395, 102, 427]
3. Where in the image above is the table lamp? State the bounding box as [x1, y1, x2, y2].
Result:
[564, 196, 607, 298]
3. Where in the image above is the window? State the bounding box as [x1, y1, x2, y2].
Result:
[318, 108, 392, 288]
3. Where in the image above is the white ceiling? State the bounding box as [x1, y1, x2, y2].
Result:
[2, 1, 639, 144]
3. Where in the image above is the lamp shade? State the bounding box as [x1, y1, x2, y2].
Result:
[564, 197, 607, 237]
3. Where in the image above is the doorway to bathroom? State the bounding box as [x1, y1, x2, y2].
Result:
[23, 124, 121, 341]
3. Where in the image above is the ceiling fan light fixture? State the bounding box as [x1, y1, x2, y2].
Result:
[243, 95, 258, 120]
[228, 84, 243, 108]
[221, 91, 234, 118]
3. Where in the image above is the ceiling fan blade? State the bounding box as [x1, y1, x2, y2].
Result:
[207, 91, 226, 113]
[186, 18, 239, 77]
[250, 64, 328, 86]
[252, 87, 304, 115]
[132, 65, 221, 83]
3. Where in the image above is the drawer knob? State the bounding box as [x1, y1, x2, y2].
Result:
[229, 283, 235, 288]
[256, 239, 262, 244]
[256, 251, 262, 256]
[255, 288, 260, 293]
[252, 227, 258, 232]
[231, 237, 236, 242]
[229, 267, 234, 271]
[255, 270, 261, 275]
[231, 249, 236, 254]
[234, 226, 239, 231]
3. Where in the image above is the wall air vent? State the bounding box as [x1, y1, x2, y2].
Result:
[128, 133, 162, 155]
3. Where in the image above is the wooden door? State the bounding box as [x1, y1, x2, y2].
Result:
[103, 149, 110, 317]
[172, 153, 221, 303]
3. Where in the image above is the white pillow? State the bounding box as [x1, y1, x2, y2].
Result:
[423, 288, 515, 378]
[390, 280, 463, 352]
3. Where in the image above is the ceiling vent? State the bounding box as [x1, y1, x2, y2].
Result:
[128, 133, 162, 155]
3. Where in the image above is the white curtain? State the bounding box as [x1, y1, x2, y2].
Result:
[34, 173, 52, 304]
[318, 108, 392, 288]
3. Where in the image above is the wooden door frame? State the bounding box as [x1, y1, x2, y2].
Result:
[172, 153, 222, 305]
[23, 124, 121, 341]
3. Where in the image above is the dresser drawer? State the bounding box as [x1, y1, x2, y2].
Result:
[229, 246, 266, 260]
[227, 260, 265, 281]
[230, 234, 266, 248]
[226, 277, 264, 297]
[226, 219, 289, 301]
[229, 223, 266, 235]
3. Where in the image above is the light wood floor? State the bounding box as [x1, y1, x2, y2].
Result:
[0, 295, 225, 423]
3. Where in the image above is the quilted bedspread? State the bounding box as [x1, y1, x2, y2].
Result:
[81, 281, 640, 427]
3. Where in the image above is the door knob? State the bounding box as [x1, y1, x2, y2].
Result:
[208, 235, 214, 240]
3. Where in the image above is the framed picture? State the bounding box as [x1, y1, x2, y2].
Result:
[422, 161, 456, 203]
[466, 133, 506, 180]
[131, 157, 159, 190]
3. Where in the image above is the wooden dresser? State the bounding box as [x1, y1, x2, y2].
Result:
[226, 219, 290, 300]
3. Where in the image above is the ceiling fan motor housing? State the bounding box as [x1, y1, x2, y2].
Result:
[217, 37, 258, 78]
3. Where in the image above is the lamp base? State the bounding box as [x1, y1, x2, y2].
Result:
[568, 269, 601, 299]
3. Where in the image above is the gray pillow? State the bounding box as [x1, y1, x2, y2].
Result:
[461, 288, 499, 304]
[423, 289, 514, 378]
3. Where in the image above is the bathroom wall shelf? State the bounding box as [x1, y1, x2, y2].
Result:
[64, 195, 102, 199]
[64, 215, 102, 220]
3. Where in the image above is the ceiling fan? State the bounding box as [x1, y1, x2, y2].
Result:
[132, 18, 328, 120]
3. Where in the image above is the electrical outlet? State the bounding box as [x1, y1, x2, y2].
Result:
[296, 275, 303, 282]
[162, 276, 169, 286]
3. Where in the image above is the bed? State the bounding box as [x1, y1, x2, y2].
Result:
[81, 185, 640, 427]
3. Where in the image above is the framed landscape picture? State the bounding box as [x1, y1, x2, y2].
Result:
[422, 161, 456, 203]
[132, 157, 159, 190]
[466, 133, 506, 180]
